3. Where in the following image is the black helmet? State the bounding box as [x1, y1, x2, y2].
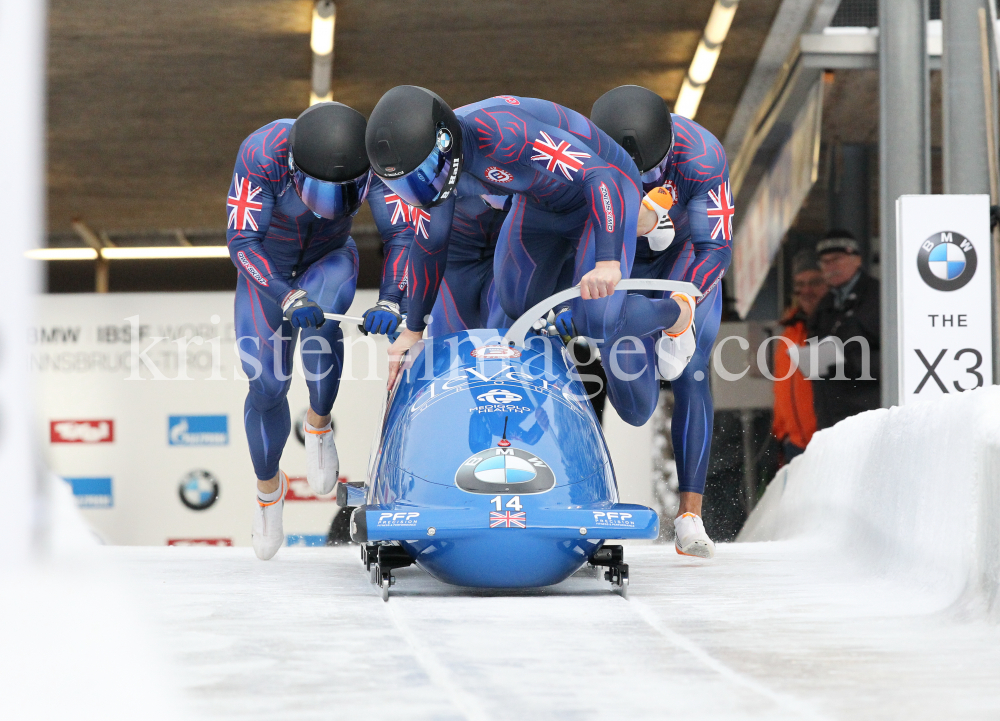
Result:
[289, 102, 371, 218]
[591, 86, 673, 181]
[365, 85, 463, 208]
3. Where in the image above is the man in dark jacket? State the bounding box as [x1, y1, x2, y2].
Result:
[807, 231, 881, 429]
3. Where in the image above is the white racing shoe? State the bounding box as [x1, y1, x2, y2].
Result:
[656, 292, 697, 381]
[304, 420, 339, 495]
[252, 471, 287, 560]
[674, 512, 715, 558]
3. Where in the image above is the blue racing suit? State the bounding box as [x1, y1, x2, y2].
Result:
[426, 195, 511, 336]
[631, 114, 733, 495]
[404, 96, 683, 425]
[227, 119, 412, 480]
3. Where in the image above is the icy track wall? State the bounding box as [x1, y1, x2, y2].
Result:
[739, 385, 1000, 620]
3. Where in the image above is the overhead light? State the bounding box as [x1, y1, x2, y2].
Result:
[311, 1, 336, 56]
[100, 246, 230, 260]
[675, 0, 740, 119]
[674, 80, 706, 119]
[688, 41, 723, 85]
[25, 248, 98, 261]
[704, 0, 738, 45]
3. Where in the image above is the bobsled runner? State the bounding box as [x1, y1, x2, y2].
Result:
[338, 280, 700, 601]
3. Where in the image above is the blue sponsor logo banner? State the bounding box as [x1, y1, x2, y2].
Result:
[168, 415, 228, 446]
[285, 534, 327, 547]
[67, 477, 113, 509]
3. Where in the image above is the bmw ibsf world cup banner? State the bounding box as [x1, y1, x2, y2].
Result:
[896, 194, 994, 404]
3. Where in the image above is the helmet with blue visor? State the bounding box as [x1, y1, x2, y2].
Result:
[590, 86, 674, 189]
[365, 86, 463, 209]
[289, 102, 372, 219]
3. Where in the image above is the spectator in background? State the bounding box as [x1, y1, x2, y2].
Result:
[806, 230, 881, 430]
[772, 250, 827, 463]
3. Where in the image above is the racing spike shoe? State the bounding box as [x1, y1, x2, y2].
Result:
[304, 420, 339, 495]
[656, 292, 697, 381]
[674, 512, 715, 558]
[252, 472, 287, 560]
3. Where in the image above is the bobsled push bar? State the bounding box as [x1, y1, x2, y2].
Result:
[322, 312, 365, 325]
[502, 279, 701, 348]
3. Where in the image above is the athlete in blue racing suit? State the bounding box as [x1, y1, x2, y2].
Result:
[366, 89, 692, 426]
[226, 104, 412, 559]
[592, 85, 733, 559]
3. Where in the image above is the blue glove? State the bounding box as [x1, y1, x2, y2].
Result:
[281, 290, 326, 329]
[553, 305, 575, 338]
[359, 300, 402, 336]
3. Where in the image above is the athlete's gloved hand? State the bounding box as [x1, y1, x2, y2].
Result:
[281, 290, 326, 329]
[640, 187, 676, 251]
[553, 305, 575, 338]
[359, 300, 402, 336]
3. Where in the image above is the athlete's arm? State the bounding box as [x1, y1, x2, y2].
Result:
[367, 177, 413, 305]
[402, 195, 456, 332]
[684, 173, 734, 298]
[226, 138, 297, 306]
[384, 195, 456, 388]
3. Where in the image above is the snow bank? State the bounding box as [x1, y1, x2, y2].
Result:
[0, 477, 192, 719]
[739, 386, 1000, 620]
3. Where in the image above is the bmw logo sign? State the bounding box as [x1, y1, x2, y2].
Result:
[179, 469, 220, 511]
[918, 231, 977, 291]
[455, 447, 555, 494]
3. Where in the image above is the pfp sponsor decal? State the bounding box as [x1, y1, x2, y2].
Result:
[67, 477, 113, 509]
[168, 415, 228, 446]
[471, 345, 520, 359]
[178, 469, 220, 511]
[484, 166, 513, 184]
[50, 420, 114, 444]
[918, 231, 978, 291]
[377, 511, 420, 527]
[599, 182, 615, 233]
[455, 447, 555, 494]
[237, 251, 268, 286]
[592, 511, 635, 528]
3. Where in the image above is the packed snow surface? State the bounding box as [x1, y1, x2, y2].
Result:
[7, 387, 1000, 719]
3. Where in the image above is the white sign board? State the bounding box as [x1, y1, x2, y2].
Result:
[897, 194, 994, 404]
[32, 291, 654, 546]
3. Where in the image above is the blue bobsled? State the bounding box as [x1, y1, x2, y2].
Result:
[343, 281, 699, 600]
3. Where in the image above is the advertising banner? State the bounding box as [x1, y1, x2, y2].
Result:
[33, 290, 387, 546]
[33, 290, 654, 545]
[896, 194, 994, 405]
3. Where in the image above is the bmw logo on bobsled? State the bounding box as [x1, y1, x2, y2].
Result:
[342, 280, 699, 600]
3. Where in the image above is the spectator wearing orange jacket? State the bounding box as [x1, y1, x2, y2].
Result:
[772, 250, 828, 463]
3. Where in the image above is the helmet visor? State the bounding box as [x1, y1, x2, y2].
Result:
[292, 167, 371, 219]
[381, 135, 457, 208]
[640, 151, 671, 188]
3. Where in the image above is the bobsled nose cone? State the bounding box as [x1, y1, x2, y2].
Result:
[350, 505, 368, 543]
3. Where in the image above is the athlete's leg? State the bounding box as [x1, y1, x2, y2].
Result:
[670, 284, 723, 501]
[297, 241, 359, 418]
[235, 277, 296, 485]
[568, 219, 666, 427]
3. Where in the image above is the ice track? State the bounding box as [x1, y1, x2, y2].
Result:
[110, 541, 1000, 721]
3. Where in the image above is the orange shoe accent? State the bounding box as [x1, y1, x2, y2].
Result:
[304, 425, 331, 435]
[257, 472, 286, 508]
[666, 293, 694, 337]
[675, 546, 708, 558]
